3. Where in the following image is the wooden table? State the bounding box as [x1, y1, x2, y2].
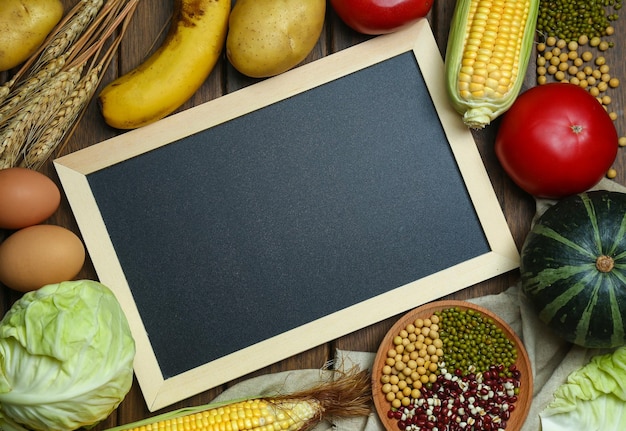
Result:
[1, 0, 624, 428]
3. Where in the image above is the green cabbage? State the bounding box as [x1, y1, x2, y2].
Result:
[540, 346, 626, 430]
[0, 280, 136, 431]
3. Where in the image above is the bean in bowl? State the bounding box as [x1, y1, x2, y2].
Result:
[372, 300, 532, 431]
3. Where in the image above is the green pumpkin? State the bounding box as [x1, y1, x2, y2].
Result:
[521, 190, 626, 349]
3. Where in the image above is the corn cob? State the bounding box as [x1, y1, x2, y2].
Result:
[445, 0, 539, 128]
[121, 398, 318, 431]
[107, 369, 371, 431]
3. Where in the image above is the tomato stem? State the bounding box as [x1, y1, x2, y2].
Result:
[570, 124, 584, 134]
[596, 255, 614, 272]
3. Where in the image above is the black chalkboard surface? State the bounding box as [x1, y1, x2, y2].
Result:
[55, 19, 519, 411]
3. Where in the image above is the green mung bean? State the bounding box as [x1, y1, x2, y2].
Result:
[435, 307, 518, 376]
[537, 0, 621, 42]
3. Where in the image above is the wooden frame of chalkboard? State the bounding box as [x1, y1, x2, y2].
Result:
[54, 19, 519, 411]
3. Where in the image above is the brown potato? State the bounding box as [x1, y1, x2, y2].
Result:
[226, 0, 325, 78]
[0, 0, 64, 72]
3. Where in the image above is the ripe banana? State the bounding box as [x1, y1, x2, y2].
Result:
[98, 0, 230, 129]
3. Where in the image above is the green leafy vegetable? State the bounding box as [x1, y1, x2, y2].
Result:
[0, 280, 136, 431]
[540, 346, 626, 430]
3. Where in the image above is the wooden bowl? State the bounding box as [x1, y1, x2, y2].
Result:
[372, 300, 532, 430]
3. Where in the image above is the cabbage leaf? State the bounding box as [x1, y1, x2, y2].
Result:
[0, 280, 136, 431]
[540, 346, 626, 430]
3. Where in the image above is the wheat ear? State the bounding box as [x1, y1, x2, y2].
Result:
[0, 52, 71, 123]
[33, 0, 104, 70]
[0, 0, 138, 170]
[0, 66, 82, 169]
[0, 0, 102, 101]
[21, 65, 101, 169]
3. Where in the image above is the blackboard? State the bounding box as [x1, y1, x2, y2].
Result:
[55, 19, 519, 411]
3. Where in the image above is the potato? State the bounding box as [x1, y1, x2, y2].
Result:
[0, 0, 64, 72]
[226, 0, 325, 78]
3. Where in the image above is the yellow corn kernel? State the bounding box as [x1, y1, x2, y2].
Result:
[445, 0, 539, 128]
[458, 0, 526, 98]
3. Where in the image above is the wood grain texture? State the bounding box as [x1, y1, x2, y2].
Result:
[0, 0, 624, 428]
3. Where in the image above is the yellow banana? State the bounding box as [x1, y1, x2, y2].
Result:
[98, 0, 230, 129]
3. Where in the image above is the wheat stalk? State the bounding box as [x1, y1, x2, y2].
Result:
[0, 0, 139, 170]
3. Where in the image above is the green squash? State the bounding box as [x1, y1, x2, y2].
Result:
[521, 190, 626, 349]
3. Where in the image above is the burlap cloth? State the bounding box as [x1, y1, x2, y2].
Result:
[213, 178, 626, 431]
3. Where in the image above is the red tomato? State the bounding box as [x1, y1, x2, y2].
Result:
[330, 0, 433, 35]
[495, 83, 618, 199]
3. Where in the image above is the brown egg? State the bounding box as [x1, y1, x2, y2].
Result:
[0, 167, 61, 229]
[0, 224, 85, 292]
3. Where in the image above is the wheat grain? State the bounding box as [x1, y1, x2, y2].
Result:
[21, 66, 101, 169]
[0, 79, 15, 105]
[0, 109, 31, 169]
[0, 66, 82, 169]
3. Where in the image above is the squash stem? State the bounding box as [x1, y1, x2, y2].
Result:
[596, 255, 614, 272]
